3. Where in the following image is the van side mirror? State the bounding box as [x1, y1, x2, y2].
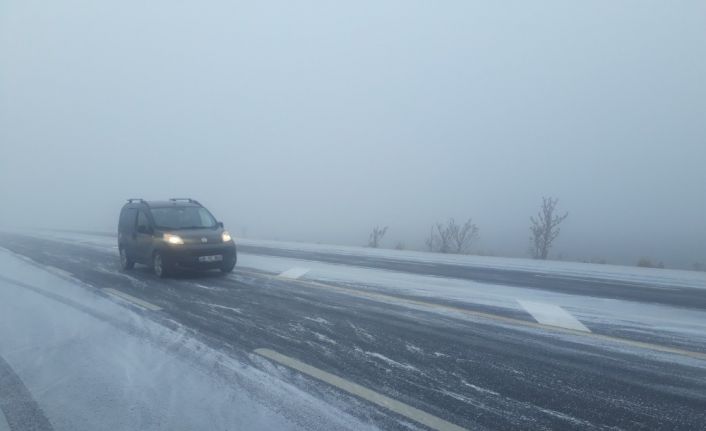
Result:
[217, 221, 224, 228]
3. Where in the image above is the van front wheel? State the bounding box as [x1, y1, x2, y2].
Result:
[153, 252, 169, 278]
[220, 260, 235, 274]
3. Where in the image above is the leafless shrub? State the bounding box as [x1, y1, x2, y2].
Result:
[368, 226, 388, 248]
[530, 197, 568, 260]
[426, 218, 479, 254]
[637, 258, 664, 269]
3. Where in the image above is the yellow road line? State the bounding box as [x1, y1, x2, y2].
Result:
[255, 348, 469, 431]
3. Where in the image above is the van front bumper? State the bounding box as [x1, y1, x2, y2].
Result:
[159, 243, 237, 270]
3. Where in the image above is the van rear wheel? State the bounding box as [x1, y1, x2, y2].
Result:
[120, 248, 134, 270]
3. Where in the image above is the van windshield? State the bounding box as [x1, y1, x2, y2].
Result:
[150, 207, 217, 230]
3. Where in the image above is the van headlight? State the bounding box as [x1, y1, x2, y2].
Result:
[164, 233, 184, 245]
[222, 231, 232, 242]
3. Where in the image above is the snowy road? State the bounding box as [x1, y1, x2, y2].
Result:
[1, 231, 705, 430]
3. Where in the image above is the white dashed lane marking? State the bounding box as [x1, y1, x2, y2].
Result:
[102, 288, 162, 311]
[254, 348, 469, 431]
[517, 300, 590, 332]
[278, 267, 311, 280]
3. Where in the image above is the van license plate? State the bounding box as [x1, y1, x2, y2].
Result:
[199, 255, 223, 262]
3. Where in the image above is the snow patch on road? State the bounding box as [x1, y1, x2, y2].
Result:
[358, 349, 418, 372]
[534, 406, 595, 427]
[194, 301, 242, 314]
[192, 283, 223, 291]
[461, 379, 499, 396]
[405, 343, 423, 354]
[313, 332, 337, 345]
[304, 316, 331, 326]
[348, 323, 375, 342]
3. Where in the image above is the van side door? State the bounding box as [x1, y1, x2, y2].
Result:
[118, 208, 138, 259]
[135, 209, 154, 264]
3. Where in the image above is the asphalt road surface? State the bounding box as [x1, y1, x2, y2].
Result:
[1, 231, 705, 431]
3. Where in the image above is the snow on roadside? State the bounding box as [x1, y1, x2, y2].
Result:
[236, 238, 706, 290]
[4, 229, 118, 253]
[0, 247, 378, 431]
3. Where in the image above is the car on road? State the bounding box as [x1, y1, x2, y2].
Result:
[118, 198, 237, 277]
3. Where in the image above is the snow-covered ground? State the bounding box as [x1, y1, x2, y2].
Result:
[0, 406, 8, 431]
[0, 247, 377, 431]
[236, 238, 706, 290]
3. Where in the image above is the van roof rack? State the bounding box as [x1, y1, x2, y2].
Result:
[126, 198, 146, 204]
[169, 198, 201, 206]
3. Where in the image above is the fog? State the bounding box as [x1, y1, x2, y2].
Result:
[1, 1, 705, 268]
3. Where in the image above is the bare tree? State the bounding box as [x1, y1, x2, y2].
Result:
[530, 197, 568, 260]
[425, 226, 436, 251]
[426, 218, 479, 254]
[450, 218, 480, 254]
[435, 221, 453, 253]
[368, 226, 388, 248]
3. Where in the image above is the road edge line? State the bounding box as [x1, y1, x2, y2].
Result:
[254, 348, 468, 431]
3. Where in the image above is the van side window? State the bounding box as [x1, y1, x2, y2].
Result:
[119, 209, 137, 231]
[137, 210, 150, 232]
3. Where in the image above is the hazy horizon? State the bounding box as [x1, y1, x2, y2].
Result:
[2, 1, 705, 268]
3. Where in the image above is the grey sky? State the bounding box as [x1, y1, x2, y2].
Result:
[1, 1, 705, 266]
